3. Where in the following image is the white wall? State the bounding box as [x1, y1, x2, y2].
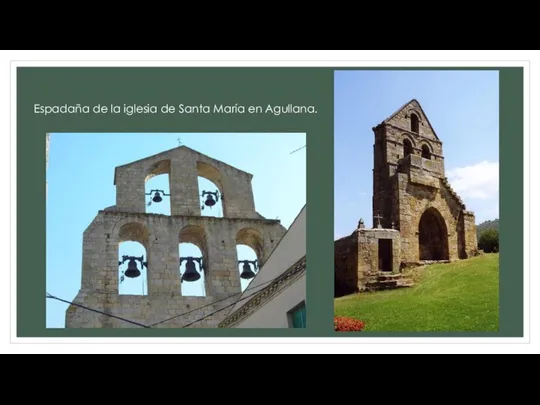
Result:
[224, 205, 306, 326]
[234, 274, 306, 328]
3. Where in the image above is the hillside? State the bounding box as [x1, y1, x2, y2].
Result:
[477, 219, 499, 238]
[334, 254, 500, 332]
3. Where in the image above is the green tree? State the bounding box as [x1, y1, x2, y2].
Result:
[478, 228, 499, 253]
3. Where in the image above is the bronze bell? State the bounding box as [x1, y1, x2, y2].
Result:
[204, 194, 216, 207]
[182, 258, 201, 282]
[240, 262, 256, 280]
[152, 191, 163, 203]
[125, 258, 141, 279]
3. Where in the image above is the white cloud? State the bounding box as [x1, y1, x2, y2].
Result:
[446, 161, 499, 201]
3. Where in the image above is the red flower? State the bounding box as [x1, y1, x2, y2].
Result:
[334, 317, 365, 332]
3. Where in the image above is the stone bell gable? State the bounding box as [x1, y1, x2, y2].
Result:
[66, 145, 287, 328]
[372, 99, 478, 264]
[109, 145, 261, 219]
[334, 99, 480, 297]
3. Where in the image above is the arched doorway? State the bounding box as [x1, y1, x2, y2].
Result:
[418, 207, 449, 260]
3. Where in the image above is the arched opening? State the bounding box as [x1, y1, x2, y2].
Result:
[403, 138, 413, 157]
[421, 144, 431, 160]
[179, 225, 207, 297]
[197, 161, 224, 218]
[118, 222, 149, 296]
[145, 160, 171, 215]
[410, 113, 419, 133]
[236, 228, 264, 292]
[418, 207, 449, 261]
[237, 245, 259, 292]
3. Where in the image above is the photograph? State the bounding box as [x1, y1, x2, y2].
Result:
[46, 132, 306, 329]
[333, 70, 500, 332]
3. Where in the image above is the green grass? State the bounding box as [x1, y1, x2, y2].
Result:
[334, 254, 500, 332]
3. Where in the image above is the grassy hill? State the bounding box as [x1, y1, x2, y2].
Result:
[334, 254, 500, 332]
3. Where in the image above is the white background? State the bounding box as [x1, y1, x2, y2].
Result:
[1, 50, 536, 354]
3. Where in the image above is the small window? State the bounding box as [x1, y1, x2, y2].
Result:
[410, 113, 419, 133]
[289, 302, 306, 328]
[403, 138, 413, 157]
[421, 145, 431, 159]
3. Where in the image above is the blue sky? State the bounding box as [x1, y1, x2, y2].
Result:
[46, 132, 306, 328]
[334, 70, 499, 239]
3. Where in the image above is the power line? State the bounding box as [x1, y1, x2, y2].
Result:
[290, 145, 306, 154]
[181, 281, 274, 328]
[46, 292, 151, 329]
[46, 277, 276, 329]
[47, 266, 296, 329]
[180, 256, 306, 328]
[148, 277, 276, 327]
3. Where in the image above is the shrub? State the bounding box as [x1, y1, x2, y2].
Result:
[334, 317, 365, 332]
[478, 228, 499, 253]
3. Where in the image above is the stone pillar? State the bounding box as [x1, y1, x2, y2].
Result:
[169, 159, 201, 216]
[147, 220, 182, 296]
[205, 228, 241, 298]
[115, 168, 146, 213]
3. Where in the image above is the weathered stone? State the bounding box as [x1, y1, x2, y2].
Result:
[66, 146, 287, 328]
[335, 99, 478, 297]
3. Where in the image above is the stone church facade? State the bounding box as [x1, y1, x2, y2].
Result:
[335, 100, 478, 297]
[66, 146, 286, 328]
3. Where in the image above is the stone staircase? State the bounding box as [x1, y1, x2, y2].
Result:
[363, 272, 415, 292]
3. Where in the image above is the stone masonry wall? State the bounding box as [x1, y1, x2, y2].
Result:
[383, 102, 445, 176]
[396, 173, 464, 263]
[372, 126, 393, 229]
[114, 146, 258, 219]
[66, 210, 286, 328]
[66, 290, 238, 328]
[358, 229, 401, 282]
[463, 211, 478, 257]
[334, 229, 402, 296]
[373, 100, 447, 231]
[372, 100, 478, 264]
[334, 232, 359, 298]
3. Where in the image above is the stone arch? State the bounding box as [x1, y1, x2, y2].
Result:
[403, 138, 414, 158]
[236, 227, 264, 289]
[145, 159, 171, 182]
[117, 221, 150, 295]
[418, 207, 449, 261]
[407, 108, 423, 121]
[236, 227, 264, 264]
[144, 159, 172, 214]
[420, 142, 432, 159]
[179, 225, 208, 260]
[117, 221, 149, 247]
[410, 112, 420, 133]
[402, 133, 417, 147]
[179, 225, 208, 296]
[197, 161, 227, 217]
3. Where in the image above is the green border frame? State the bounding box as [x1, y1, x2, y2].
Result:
[16, 66, 524, 338]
